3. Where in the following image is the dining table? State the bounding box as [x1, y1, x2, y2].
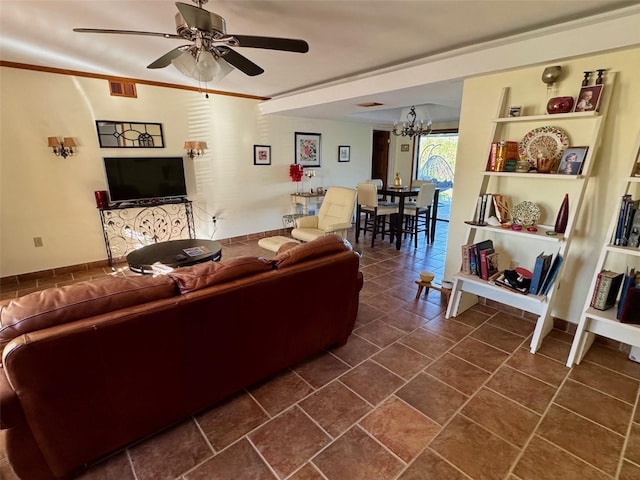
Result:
[380, 186, 440, 250]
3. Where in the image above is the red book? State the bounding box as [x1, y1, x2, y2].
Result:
[479, 248, 495, 280]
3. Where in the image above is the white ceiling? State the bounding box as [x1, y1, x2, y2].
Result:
[2, 0, 640, 124]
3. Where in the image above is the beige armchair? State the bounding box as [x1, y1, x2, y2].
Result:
[291, 187, 356, 242]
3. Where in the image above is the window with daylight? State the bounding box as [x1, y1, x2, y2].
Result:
[415, 131, 458, 221]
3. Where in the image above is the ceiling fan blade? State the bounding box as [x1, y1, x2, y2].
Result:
[175, 2, 214, 32]
[147, 46, 190, 69]
[74, 28, 182, 40]
[217, 47, 264, 76]
[232, 35, 309, 53]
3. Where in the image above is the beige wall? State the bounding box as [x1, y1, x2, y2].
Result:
[445, 47, 640, 325]
[0, 68, 372, 276]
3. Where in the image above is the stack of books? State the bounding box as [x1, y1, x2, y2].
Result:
[460, 240, 499, 280]
[466, 194, 511, 225]
[614, 195, 640, 247]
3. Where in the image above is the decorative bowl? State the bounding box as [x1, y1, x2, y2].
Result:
[546, 96, 575, 114]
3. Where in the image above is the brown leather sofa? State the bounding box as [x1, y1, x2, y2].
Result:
[0, 235, 363, 479]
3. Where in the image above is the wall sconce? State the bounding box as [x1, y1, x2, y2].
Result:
[48, 137, 77, 158]
[184, 141, 208, 159]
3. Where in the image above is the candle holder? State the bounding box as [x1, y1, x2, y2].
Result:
[581, 71, 592, 87]
[595, 69, 606, 85]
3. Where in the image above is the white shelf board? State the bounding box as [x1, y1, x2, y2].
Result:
[483, 171, 582, 180]
[584, 306, 640, 345]
[629, 176, 640, 183]
[465, 223, 564, 243]
[493, 111, 598, 123]
[604, 245, 640, 257]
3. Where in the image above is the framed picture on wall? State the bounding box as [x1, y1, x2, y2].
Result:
[294, 132, 321, 167]
[253, 145, 271, 165]
[401, 144, 410, 152]
[338, 145, 350, 162]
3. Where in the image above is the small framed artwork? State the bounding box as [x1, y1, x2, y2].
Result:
[574, 85, 603, 112]
[508, 106, 522, 117]
[558, 146, 589, 175]
[400, 144, 410, 152]
[338, 145, 350, 162]
[294, 132, 321, 167]
[253, 145, 271, 165]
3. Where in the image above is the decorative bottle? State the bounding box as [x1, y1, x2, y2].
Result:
[554, 194, 569, 234]
[393, 172, 402, 187]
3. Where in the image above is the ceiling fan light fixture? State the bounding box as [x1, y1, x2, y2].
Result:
[195, 50, 219, 82]
[172, 50, 197, 78]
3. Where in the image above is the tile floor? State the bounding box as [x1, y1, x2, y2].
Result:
[2, 222, 640, 480]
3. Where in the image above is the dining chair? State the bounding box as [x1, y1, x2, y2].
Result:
[356, 183, 399, 247]
[403, 182, 437, 248]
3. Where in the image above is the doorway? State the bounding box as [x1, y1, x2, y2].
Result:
[371, 130, 390, 186]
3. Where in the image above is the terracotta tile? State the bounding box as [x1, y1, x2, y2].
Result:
[387, 283, 420, 302]
[184, 439, 276, 480]
[299, 381, 371, 437]
[312, 426, 403, 480]
[401, 297, 446, 321]
[249, 370, 314, 416]
[554, 379, 633, 435]
[449, 308, 490, 328]
[426, 353, 490, 395]
[129, 419, 212, 480]
[396, 448, 469, 480]
[430, 415, 519, 480]
[293, 352, 351, 389]
[469, 304, 499, 316]
[450, 337, 509, 373]
[331, 334, 380, 366]
[514, 435, 610, 480]
[396, 373, 467, 425]
[372, 342, 431, 379]
[399, 328, 455, 359]
[570, 359, 639, 404]
[196, 392, 269, 450]
[340, 360, 405, 405]
[507, 348, 569, 387]
[354, 320, 406, 348]
[625, 422, 640, 465]
[249, 407, 330, 478]
[486, 366, 556, 414]
[486, 312, 536, 337]
[461, 388, 539, 447]
[470, 324, 526, 353]
[289, 463, 325, 480]
[620, 460, 640, 480]
[537, 404, 624, 475]
[356, 302, 386, 325]
[422, 317, 475, 342]
[359, 279, 388, 299]
[361, 292, 407, 313]
[546, 328, 574, 344]
[360, 396, 440, 462]
[583, 344, 640, 380]
[76, 452, 136, 480]
[536, 337, 572, 363]
[381, 309, 428, 332]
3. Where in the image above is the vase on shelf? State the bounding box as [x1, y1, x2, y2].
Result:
[393, 172, 402, 187]
[554, 194, 569, 234]
[546, 96, 574, 114]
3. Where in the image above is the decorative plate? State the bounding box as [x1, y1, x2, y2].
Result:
[518, 126, 570, 169]
[511, 201, 541, 226]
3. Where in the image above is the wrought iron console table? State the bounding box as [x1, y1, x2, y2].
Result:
[98, 199, 195, 267]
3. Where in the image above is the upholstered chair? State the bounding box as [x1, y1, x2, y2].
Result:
[291, 187, 357, 242]
[355, 182, 399, 247]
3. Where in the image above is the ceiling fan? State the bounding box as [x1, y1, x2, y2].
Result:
[74, 0, 309, 81]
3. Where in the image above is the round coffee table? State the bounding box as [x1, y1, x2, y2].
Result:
[127, 239, 222, 274]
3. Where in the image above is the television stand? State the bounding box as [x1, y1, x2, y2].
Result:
[98, 199, 195, 268]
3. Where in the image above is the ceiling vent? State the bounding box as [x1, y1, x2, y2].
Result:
[356, 102, 383, 108]
[109, 80, 137, 98]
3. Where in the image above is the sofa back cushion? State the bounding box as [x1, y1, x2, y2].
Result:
[168, 256, 274, 293]
[0, 275, 176, 351]
[274, 234, 352, 269]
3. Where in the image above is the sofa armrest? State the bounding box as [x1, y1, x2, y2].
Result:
[0, 366, 21, 429]
[323, 222, 353, 233]
[295, 215, 319, 229]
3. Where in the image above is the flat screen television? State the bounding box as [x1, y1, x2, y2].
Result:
[103, 156, 187, 203]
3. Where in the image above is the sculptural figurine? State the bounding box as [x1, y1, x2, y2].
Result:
[393, 172, 402, 187]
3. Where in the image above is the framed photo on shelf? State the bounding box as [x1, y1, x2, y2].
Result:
[294, 132, 321, 167]
[558, 146, 588, 175]
[253, 145, 271, 165]
[338, 145, 350, 162]
[574, 85, 603, 112]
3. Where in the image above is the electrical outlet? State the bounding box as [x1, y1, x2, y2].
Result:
[33, 236, 44, 247]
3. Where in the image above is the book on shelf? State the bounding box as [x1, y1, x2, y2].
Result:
[590, 269, 624, 310]
[617, 268, 637, 319]
[619, 287, 640, 324]
[486, 251, 500, 279]
[473, 240, 494, 276]
[614, 195, 639, 246]
[461, 244, 473, 275]
[486, 141, 518, 172]
[539, 254, 564, 296]
[627, 211, 640, 248]
[479, 248, 495, 280]
[492, 194, 510, 224]
[529, 252, 553, 296]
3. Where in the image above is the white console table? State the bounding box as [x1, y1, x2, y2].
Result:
[290, 192, 326, 215]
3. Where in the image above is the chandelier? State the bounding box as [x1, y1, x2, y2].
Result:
[392, 106, 432, 138]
